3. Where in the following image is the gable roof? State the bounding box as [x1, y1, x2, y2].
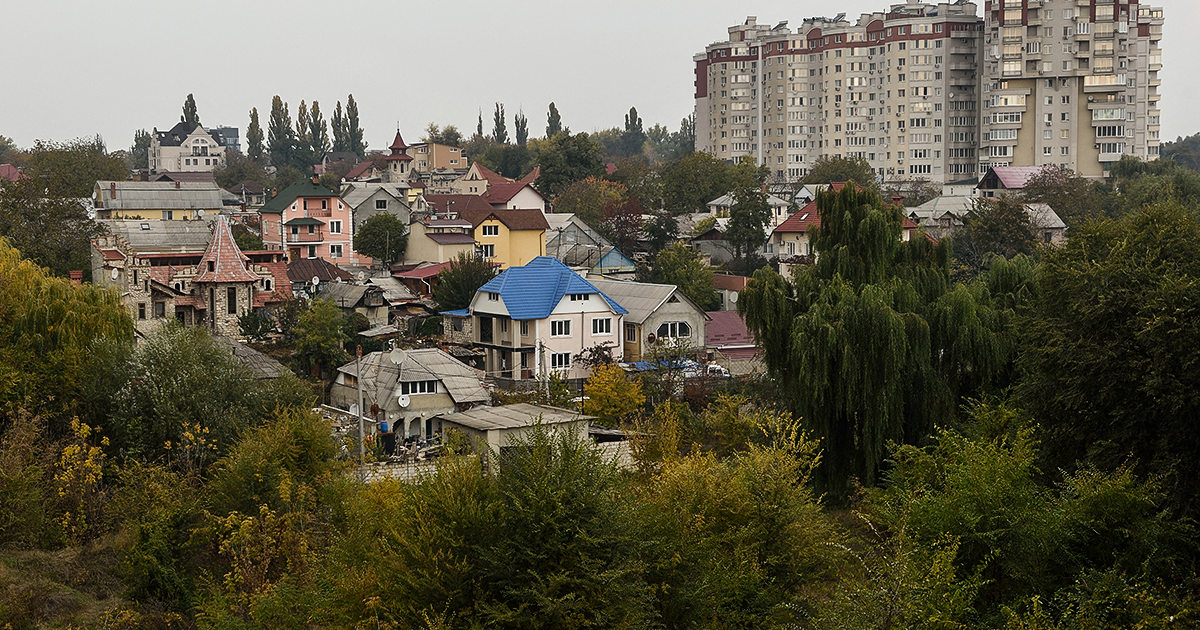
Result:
[336, 348, 488, 405]
[472, 162, 510, 185]
[288, 257, 353, 284]
[476, 256, 627, 320]
[705, 310, 756, 349]
[99, 217, 216, 253]
[588, 279, 709, 325]
[194, 216, 259, 283]
[981, 166, 1043, 190]
[154, 121, 223, 147]
[0, 164, 25, 182]
[318, 282, 382, 307]
[260, 178, 340, 214]
[343, 161, 378, 180]
[341, 183, 410, 210]
[518, 166, 541, 186]
[772, 200, 820, 234]
[95, 180, 225, 211]
[468, 208, 550, 231]
[484, 181, 547, 206]
[149, 171, 216, 183]
[707, 192, 791, 208]
[423, 194, 495, 217]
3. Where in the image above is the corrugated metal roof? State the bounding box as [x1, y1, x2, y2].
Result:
[95, 181, 225, 211]
[476, 256, 627, 320]
[99, 218, 215, 253]
[588, 279, 704, 325]
[437, 403, 593, 431]
[336, 349, 488, 405]
[341, 183, 410, 209]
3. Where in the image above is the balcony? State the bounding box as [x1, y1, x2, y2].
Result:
[287, 232, 323, 243]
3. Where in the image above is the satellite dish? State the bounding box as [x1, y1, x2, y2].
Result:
[110, 268, 119, 281]
[389, 348, 406, 365]
[397, 394, 411, 408]
[311, 276, 320, 286]
[647, 333, 657, 345]
[729, 291, 739, 304]
[358, 271, 366, 282]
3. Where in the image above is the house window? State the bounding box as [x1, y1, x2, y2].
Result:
[207, 261, 214, 272]
[480, 244, 495, 258]
[500, 318, 508, 333]
[657, 321, 691, 339]
[625, 323, 637, 342]
[551, 352, 571, 369]
[551, 320, 571, 337]
[137, 303, 146, 319]
[329, 220, 342, 234]
[592, 317, 612, 335]
[321, 200, 328, 210]
[307, 245, 317, 258]
[520, 321, 529, 336]
[154, 302, 165, 318]
[481, 225, 499, 236]
[264, 279, 272, 291]
[330, 245, 343, 258]
[376, 199, 387, 209]
[162, 210, 173, 220]
[400, 380, 439, 394]
[488, 292, 499, 301]
[227, 287, 237, 314]
[569, 293, 590, 301]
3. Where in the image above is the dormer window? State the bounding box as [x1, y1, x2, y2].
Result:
[569, 293, 590, 301]
[488, 292, 500, 301]
[208, 261, 215, 272]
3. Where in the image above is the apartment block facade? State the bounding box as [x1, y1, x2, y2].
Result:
[694, 0, 1163, 184]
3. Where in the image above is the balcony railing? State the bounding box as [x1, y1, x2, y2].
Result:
[288, 232, 323, 243]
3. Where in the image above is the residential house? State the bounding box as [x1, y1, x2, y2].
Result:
[977, 166, 1044, 198]
[908, 194, 1066, 245]
[446, 256, 628, 382]
[450, 161, 506, 196]
[710, 274, 750, 311]
[588, 279, 709, 363]
[330, 348, 489, 439]
[706, 191, 793, 231]
[316, 151, 359, 175]
[93, 181, 225, 220]
[228, 180, 266, 208]
[259, 176, 366, 266]
[343, 160, 383, 183]
[544, 213, 636, 275]
[0, 164, 25, 183]
[433, 403, 592, 455]
[148, 122, 227, 173]
[425, 194, 547, 268]
[317, 282, 389, 328]
[406, 142, 466, 172]
[392, 260, 458, 298]
[340, 182, 412, 233]
[450, 162, 545, 211]
[287, 257, 353, 297]
[92, 216, 286, 337]
[405, 215, 477, 264]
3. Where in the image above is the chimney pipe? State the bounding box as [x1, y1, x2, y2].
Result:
[311, 174, 320, 185]
[175, 181, 181, 189]
[110, 182, 116, 198]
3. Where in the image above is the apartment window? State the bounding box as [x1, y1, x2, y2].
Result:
[329, 220, 342, 234]
[375, 199, 387, 209]
[480, 244, 495, 258]
[551, 353, 571, 369]
[1044, 130, 1053, 140]
[227, 287, 237, 314]
[657, 321, 691, 339]
[569, 293, 590, 301]
[321, 200, 328, 210]
[330, 244, 342, 258]
[551, 320, 571, 337]
[592, 317, 612, 335]
[481, 225, 499, 236]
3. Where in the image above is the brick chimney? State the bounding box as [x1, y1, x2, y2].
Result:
[175, 181, 181, 189]
[311, 174, 320, 185]
[110, 182, 116, 199]
[69, 270, 83, 285]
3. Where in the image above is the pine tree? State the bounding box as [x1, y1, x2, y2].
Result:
[492, 103, 508, 144]
[346, 94, 366, 158]
[181, 94, 199, 124]
[308, 101, 330, 157]
[330, 101, 348, 152]
[267, 96, 296, 170]
[246, 107, 264, 163]
[546, 102, 562, 138]
[514, 110, 529, 147]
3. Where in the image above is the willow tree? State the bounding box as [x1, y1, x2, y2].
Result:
[739, 185, 1024, 494]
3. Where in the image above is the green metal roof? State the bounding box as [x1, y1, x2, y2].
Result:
[284, 217, 325, 226]
[260, 179, 339, 214]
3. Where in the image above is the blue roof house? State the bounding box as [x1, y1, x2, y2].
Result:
[453, 256, 627, 382]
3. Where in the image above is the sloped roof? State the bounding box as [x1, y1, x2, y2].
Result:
[344, 161, 377, 180]
[99, 218, 216, 253]
[476, 256, 627, 320]
[149, 171, 216, 183]
[0, 164, 25, 182]
[518, 166, 540, 186]
[318, 282, 380, 307]
[706, 310, 756, 349]
[388, 131, 410, 151]
[772, 200, 820, 234]
[461, 208, 549, 231]
[255, 261, 293, 297]
[366, 276, 418, 302]
[336, 348, 489, 405]
[472, 162, 510, 185]
[589, 279, 709, 325]
[260, 178, 340, 214]
[341, 183, 410, 210]
[96, 181, 225, 211]
[154, 121, 222, 147]
[427, 233, 477, 245]
[707, 192, 791, 208]
[424, 194, 495, 217]
[230, 180, 265, 194]
[1025, 203, 1067, 229]
[711, 275, 750, 292]
[213, 336, 287, 379]
[485, 181, 547, 206]
[288, 257, 353, 284]
[194, 216, 259, 283]
[913, 194, 974, 219]
[983, 166, 1043, 190]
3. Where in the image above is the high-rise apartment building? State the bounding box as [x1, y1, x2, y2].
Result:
[693, 0, 1163, 184]
[978, 0, 1163, 177]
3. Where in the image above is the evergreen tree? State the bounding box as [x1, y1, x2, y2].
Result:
[346, 94, 366, 158]
[308, 101, 330, 158]
[181, 94, 199, 124]
[514, 110, 528, 147]
[492, 103, 508, 144]
[546, 102, 562, 138]
[246, 107, 264, 163]
[129, 129, 151, 169]
[433, 252, 498, 311]
[739, 185, 1022, 495]
[267, 96, 296, 170]
[330, 101, 348, 152]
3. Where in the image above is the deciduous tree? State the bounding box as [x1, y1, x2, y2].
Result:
[661, 151, 731, 215]
[246, 107, 264, 163]
[353, 212, 408, 268]
[551, 177, 626, 229]
[601, 197, 643, 254]
[803, 155, 877, 190]
[648, 243, 720, 311]
[492, 103, 508, 144]
[1020, 165, 1104, 225]
[582, 363, 645, 423]
[535, 132, 603, 198]
[293, 298, 350, 377]
[129, 129, 151, 170]
[433, 252, 497, 312]
[22, 136, 128, 198]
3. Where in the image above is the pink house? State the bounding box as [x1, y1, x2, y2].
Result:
[260, 176, 368, 267]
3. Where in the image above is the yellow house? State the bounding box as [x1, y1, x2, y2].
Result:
[93, 181, 225, 220]
[425, 194, 547, 269]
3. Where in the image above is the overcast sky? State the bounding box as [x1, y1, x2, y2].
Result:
[4, 0, 1195, 152]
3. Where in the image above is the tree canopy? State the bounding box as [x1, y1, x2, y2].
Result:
[535, 132, 603, 198]
[802, 155, 878, 190]
[646, 243, 720, 311]
[180, 93, 199, 124]
[353, 212, 408, 268]
[433, 252, 497, 312]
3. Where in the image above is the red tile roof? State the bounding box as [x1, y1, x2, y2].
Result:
[518, 166, 540, 186]
[473, 162, 510, 185]
[0, 164, 26, 182]
[468, 209, 550, 231]
[393, 261, 455, 280]
[389, 131, 409, 151]
[772, 200, 820, 234]
[424, 194, 495, 216]
[253, 291, 285, 308]
[255, 261, 293, 297]
[484, 181, 545, 206]
[705, 310, 756, 349]
[98, 248, 124, 261]
[194, 216, 260, 283]
[986, 166, 1043, 189]
[344, 161, 376, 180]
[175, 295, 206, 309]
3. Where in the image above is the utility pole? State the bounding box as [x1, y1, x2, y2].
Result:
[356, 344, 365, 482]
